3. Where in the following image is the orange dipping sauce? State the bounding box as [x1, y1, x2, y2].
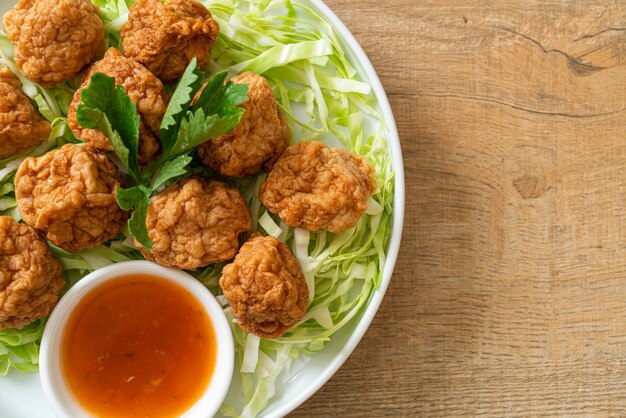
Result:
[61, 274, 216, 418]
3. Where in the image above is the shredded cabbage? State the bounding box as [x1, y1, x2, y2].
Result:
[0, 319, 45, 375]
[0, 1, 395, 417]
[93, 0, 134, 48]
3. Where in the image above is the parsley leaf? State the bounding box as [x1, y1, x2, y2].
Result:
[171, 110, 220, 156]
[193, 70, 249, 116]
[166, 69, 248, 156]
[116, 185, 153, 250]
[151, 154, 193, 190]
[76, 73, 140, 181]
[160, 58, 205, 156]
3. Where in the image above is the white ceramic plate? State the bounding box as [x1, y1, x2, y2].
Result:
[0, 1, 404, 417]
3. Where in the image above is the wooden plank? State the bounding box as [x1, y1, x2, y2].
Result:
[293, 1, 626, 416]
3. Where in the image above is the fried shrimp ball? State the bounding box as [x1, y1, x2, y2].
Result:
[198, 71, 291, 177]
[137, 177, 251, 270]
[2, 0, 105, 87]
[220, 234, 309, 339]
[259, 141, 377, 233]
[0, 216, 64, 329]
[14, 144, 127, 252]
[67, 48, 168, 163]
[121, 0, 220, 82]
[0, 68, 50, 158]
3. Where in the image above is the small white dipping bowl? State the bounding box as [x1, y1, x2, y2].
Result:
[40, 260, 234, 418]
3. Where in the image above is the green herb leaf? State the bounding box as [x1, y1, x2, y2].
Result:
[160, 59, 205, 156]
[193, 70, 249, 116]
[152, 154, 193, 190]
[116, 185, 153, 250]
[76, 72, 140, 180]
[76, 107, 131, 172]
[172, 109, 218, 155]
[128, 198, 151, 251]
[172, 107, 245, 156]
[165, 71, 249, 156]
[116, 185, 149, 210]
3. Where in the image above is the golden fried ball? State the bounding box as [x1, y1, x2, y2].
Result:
[198, 71, 291, 177]
[259, 141, 377, 233]
[220, 234, 308, 339]
[0, 68, 50, 158]
[67, 48, 168, 163]
[0, 216, 64, 329]
[14, 144, 127, 252]
[2, 0, 105, 87]
[121, 0, 220, 82]
[137, 177, 251, 269]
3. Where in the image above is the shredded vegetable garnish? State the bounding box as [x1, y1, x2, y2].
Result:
[0, 319, 45, 376]
[0, 1, 394, 417]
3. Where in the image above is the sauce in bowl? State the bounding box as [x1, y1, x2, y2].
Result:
[61, 274, 216, 418]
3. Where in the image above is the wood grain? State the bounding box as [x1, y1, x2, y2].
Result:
[292, 1, 626, 416]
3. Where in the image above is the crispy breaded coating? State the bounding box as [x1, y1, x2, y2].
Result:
[220, 234, 308, 339]
[0, 68, 50, 158]
[14, 144, 127, 252]
[67, 48, 168, 163]
[198, 71, 291, 177]
[259, 141, 377, 233]
[0, 216, 64, 329]
[121, 0, 219, 82]
[137, 177, 251, 269]
[2, 0, 104, 87]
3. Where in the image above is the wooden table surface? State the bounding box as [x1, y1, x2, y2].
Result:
[293, 1, 626, 416]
